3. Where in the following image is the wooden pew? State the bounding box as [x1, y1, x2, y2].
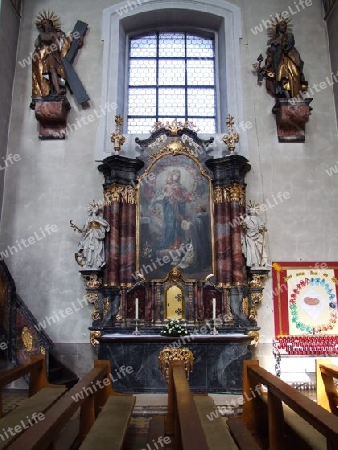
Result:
[0, 355, 66, 448]
[6, 360, 135, 450]
[234, 360, 338, 450]
[316, 359, 338, 415]
[164, 360, 259, 450]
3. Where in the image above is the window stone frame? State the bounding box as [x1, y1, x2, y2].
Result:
[95, 0, 247, 160]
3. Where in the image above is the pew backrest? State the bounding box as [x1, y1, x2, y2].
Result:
[6, 360, 126, 450]
[243, 360, 338, 450]
[316, 359, 338, 415]
[166, 361, 209, 450]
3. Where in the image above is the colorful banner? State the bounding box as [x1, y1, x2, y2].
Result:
[273, 262, 338, 337]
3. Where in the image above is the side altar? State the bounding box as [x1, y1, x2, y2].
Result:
[73, 120, 270, 393]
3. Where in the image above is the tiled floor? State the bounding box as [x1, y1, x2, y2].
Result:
[2, 389, 28, 415]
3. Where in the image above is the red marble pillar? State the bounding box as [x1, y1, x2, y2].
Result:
[213, 188, 232, 284]
[230, 184, 245, 284]
[119, 199, 137, 285]
[224, 198, 232, 283]
[104, 188, 121, 287]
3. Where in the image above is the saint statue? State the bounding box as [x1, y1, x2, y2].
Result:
[71, 201, 110, 270]
[241, 205, 268, 268]
[31, 11, 89, 108]
[266, 18, 308, 98]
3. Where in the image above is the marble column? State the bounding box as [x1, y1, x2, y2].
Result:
[206, 155, 250, 286]
[103, 188, 121, 286]
[229, 183, 246, 284]
[98, 155, 144, 290]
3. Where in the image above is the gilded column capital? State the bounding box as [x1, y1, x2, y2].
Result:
[228, 183, 246, 205]
[104, 184, 137, 205]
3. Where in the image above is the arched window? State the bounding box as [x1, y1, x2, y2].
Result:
[127, 32, 216, 134]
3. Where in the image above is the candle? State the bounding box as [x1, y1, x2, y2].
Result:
[135, 298, 139, 320]
[212, 298, 216, 320]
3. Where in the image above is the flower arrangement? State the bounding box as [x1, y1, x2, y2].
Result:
[161, 319, 190, 337]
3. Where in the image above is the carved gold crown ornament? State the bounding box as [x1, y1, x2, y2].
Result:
[222, 115, 240, 155]
[110, 115, 126, 153]
[35, 10, 61, 30]
[158, 347, 194, 382]
[151, 118, 198, 136]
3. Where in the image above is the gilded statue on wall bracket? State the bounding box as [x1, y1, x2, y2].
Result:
[252, 16, 312, 143]
[31, 11, 89, 139]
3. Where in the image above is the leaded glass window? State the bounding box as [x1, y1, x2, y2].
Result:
[127, 32, 216, 134]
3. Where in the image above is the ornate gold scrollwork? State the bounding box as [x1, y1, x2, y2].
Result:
[104, 184, 122, 204]
[86, 293, 99, 302]
[228, 184, 246, 205]
[151, 118, 198, 136]
[86, 275, 101, 289]
[248, 331, 260, 347]
[110, 115, 126, 153]
[249, 292, 263, 320]
[40, 346, 46, 355]
[249, 274, 267, 289]
[242, 297, 249, 317]
[21, 327, 33, 352]
[103, 298, 110, 317]
[104, 184, 137, 205]
[158, 347, 194, 382]
[91, 301, 101, 321]
[213, 187, 223, 204]
[222, 114, 240, 154]
[144, 141, 210, 181]
[90, 330, 101, 347]
[164, 267, 185, 283]
[148, 134, 168, 149]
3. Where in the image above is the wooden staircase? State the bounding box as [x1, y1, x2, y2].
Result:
[0, 260, 78, 387]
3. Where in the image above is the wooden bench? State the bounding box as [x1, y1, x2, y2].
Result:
[316, 359, 338, 416]
[6, 360, 135, 450]
[162, 360, 259, 450]
[236, 360, 338, 450]
[0, 355, 66, 448]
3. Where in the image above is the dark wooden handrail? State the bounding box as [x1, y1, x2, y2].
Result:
[0, 358, 43, 389]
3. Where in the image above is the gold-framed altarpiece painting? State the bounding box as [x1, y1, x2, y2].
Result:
[138, 152, 213, 282]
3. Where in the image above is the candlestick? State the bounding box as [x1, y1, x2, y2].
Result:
[135, 297, 139, 320]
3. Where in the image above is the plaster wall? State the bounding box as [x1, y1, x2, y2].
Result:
[325, 1, 338, 124]
[0, 0, 20, 218]
[1, 0, 337, 377]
